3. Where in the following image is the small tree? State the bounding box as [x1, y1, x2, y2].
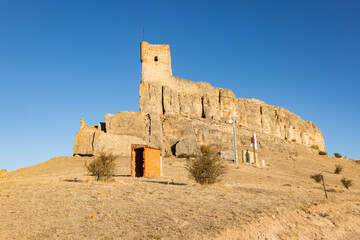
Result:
[334, 152, 342, 158]
[319, 151, 327, 156]
[186, 148, 226, 185]
[86, 153, 117, 181]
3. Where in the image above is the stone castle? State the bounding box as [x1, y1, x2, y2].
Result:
[73, 41, 325, 157]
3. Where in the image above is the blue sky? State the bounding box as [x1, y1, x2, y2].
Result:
[1, 0, 359, 171]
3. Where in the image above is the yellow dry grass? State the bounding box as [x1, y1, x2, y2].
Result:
[1, 148, 359, 239]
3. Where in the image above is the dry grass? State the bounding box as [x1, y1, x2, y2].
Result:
[1, 147, 360, 239]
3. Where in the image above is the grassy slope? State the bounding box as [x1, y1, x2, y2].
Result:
[1, 149, 359, 239]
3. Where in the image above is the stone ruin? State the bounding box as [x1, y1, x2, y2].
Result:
[73, 41, 325, 158]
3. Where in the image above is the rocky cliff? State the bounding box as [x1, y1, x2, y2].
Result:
[73, 41, 325, 157]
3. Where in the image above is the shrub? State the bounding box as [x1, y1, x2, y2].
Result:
[334, 165, 343, 174]
[200, 145, 210, 156]
[319, 151, 327, 156]
[341, 178, 352, 189]
[186, 149, 226, 185]
[310, 173, 322, 183]
[310, 145, 319, 150]
[86, 153, 117, 181]
[334, 152, 342, 158]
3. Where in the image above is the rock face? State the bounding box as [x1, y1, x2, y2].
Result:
[93, 133, 144, 157]
[174, 137, 200, 157]
[73, 112, 145, 156]
[73, 41, 326, 157]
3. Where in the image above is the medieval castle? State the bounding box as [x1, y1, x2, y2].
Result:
[73, 42, 325, 157]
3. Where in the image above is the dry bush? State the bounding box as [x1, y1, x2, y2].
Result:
[334, 152, 342, 158]
[310, 173, 322, 183]
[341, 178, 352, 189]
[310, 145, 319, 150]
[186, 149, 226, 185]
[178, 153, 196, 159]
[200, 145, 210, 156]
[86, 153, 117, 181]
[334, 165, 343, 174]
[319, 151, 327, 156]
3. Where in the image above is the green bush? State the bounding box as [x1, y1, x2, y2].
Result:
[86, 153, 117, 181]
[310, 145, 319, 150]
[319, 151, 327, 156]
[186, 149, 226, 185]
[310, 173, 322, 183]
[334, 152, 342, 158]
[334, 165, 343, 174]
[341, 178, 352, 189]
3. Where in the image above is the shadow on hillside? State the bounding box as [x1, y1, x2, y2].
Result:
[142, 180, 187, 186]
[112, 174, 131, 177]
[64, 179, 83, 183]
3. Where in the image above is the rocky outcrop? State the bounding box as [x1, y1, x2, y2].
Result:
[138, 41, 325, 152]
[139, 80, 325, 152]
[105, 111, 145, 138]
[93, 132, 144, 156]
[73, 112, 146, 156]
[174, 137, 199, 157]
[73, 41, 326, 157]
[73, 119, 99, 156]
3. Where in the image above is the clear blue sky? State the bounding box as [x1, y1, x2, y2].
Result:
[1, 0, 359, 171]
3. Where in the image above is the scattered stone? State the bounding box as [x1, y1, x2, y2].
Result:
[220, 150, 234, 160]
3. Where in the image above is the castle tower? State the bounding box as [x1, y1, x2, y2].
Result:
[140, 41, 172, 83]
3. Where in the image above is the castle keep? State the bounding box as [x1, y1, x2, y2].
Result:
[73, 42, 325, 157]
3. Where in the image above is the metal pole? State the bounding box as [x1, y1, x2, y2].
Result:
[233, 120, 238, 164]
[253, 133, 257, 164]
[321, 175, 328, 199]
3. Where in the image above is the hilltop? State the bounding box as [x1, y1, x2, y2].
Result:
[1, 146, 359, 239]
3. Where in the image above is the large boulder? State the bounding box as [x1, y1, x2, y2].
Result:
[93, 133, 145, 157]
[73, 118, 98, 156]
[174, 137, 199, 157]
[219, 150, 234, 160]
[105, 111, 145, 139]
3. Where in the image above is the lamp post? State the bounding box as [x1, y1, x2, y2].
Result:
[229, 115, 238, 164]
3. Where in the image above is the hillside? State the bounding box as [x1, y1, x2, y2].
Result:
[1, 147, 359, 239]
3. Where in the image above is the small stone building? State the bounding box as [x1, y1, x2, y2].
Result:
[131, 144, 162, 177]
